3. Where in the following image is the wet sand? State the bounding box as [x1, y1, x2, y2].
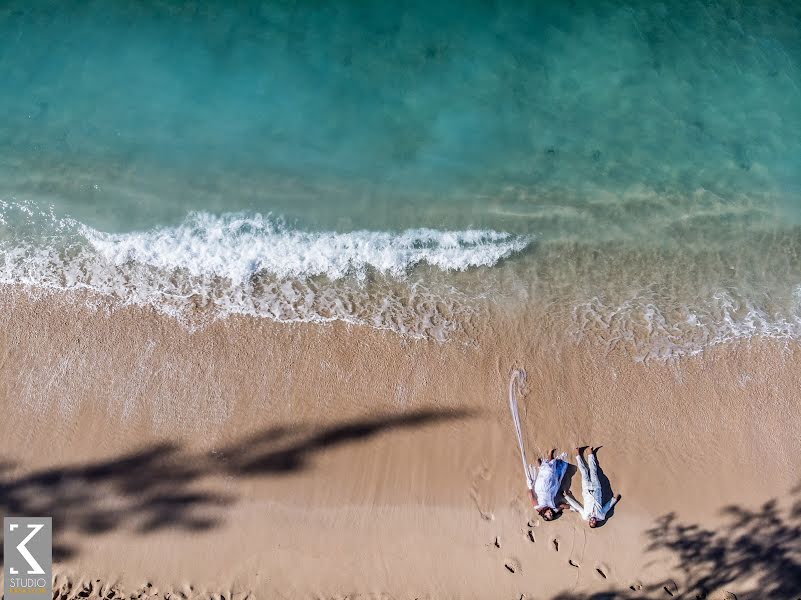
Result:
[0, 287, 800, 599]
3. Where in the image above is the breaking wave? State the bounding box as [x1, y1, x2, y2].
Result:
[0, 204, 532, 340]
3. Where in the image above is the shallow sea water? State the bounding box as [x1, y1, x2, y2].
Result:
[1, 1, 801, 356]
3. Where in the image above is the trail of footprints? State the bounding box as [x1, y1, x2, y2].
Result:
[490, 520, 673, 595]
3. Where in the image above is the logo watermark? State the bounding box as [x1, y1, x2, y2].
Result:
[4, 517, 52, 600]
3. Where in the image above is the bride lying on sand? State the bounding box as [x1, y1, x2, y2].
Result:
[529, 448, 571, 521]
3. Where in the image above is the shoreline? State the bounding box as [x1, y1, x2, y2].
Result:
[1, 288, 800, 598]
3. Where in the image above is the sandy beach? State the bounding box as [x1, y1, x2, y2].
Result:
[3, 1, 801, 598]
[1, 288, 799, 599]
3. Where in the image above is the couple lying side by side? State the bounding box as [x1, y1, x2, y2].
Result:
[529, 446, 621, 528]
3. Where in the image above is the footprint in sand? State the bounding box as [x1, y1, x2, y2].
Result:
[595, 564, 609, 579]
[629, 582, 643, 592]
[527, 530, 535, 543]
[663, 580, 679, 597]
[504, 557, 522, 574]
[469, 465, 495, 521]
[494, 536, 501, 548]
[568, 560, 579, 568]
[551, 538, 559, 552]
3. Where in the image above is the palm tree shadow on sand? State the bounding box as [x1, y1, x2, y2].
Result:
[551, 483, 801, 599]
[0, 407, 474, 564]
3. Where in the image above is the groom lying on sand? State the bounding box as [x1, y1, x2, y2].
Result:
[565, 446, 621, 528]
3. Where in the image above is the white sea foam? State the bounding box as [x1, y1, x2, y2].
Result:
[4, 202, 800, 355]
[572, 289, 801, 361]
[0, 206, 531, 340]
[81, 212, 532, 282]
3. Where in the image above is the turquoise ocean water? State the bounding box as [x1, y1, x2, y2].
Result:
[1, 1, 801, 358]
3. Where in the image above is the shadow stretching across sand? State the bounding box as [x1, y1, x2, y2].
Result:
[0, 408, 473, 563]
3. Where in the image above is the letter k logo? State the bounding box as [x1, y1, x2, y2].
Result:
[8, 523, 45, 575]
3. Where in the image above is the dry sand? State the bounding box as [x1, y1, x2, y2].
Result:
[0, 288, 800, 599]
